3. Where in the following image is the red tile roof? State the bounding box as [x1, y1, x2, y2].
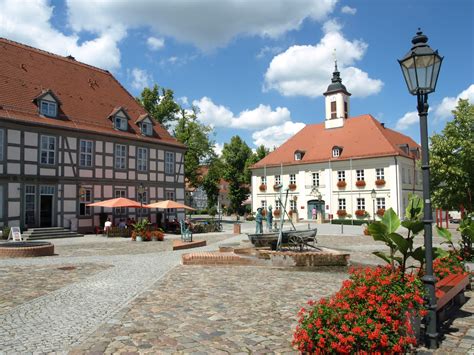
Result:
[0, 38, 184, 148]
[251, 114, 419, 169]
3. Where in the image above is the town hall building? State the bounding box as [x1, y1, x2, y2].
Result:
[250, 63, 422, 221]
[0, 38, 186, 233]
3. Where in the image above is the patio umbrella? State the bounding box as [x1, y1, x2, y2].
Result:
[145, 200, 196, 210]
[87, 197, 143, 208]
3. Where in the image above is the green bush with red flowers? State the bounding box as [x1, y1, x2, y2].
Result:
[433, 252, 467, 279]
[293, 266, 425, 353]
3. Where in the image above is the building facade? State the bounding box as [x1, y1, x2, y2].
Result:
[0, 38, 186, 232]
[251, 64, 422, 221]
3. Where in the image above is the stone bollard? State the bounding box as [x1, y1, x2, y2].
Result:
[233, 223, 241, 234]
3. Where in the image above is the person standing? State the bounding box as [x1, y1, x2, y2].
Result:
[255, 208, 263, 234]
[266, 205, 273, 232]
[312, 207, 317, 220]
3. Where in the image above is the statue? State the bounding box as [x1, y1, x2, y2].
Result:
[266, 205, 273, 232]
[255, 208, 263, 234]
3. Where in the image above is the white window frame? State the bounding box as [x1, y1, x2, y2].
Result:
[40, 135, 56, 165]
[79, 188, 92, 216]
[114, 189, 126, 215]
[290, 200, 297, 211]
[0, 129, 4, 161]
[338, 198, 346, 210]
[275, 175, 281, 185]
[79, 140, 93, 167]
[357, 198, 366, 211]
[275, 199, 281, 210]
[312, 172, 319, 187]
[165, 151, 175, 174]
[294, 152, 302, 160]
[377, 197, 386, 210]
[114, 116, 127, 131]
[137, 147, 148, 172]
[141, 122, 152, 136]
[376, 168, 385, 180]
[289, 174, 296, 184]
[115, 144, 127, 170]
[337, 170, 345, 182]
[332, 148, 340, 158]
[261, 200, 267, 209]
[40, 100, 57, 117]
[261, 176, 266, 185]
[356, 169, 365, 181]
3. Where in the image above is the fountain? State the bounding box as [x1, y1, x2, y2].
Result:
[0, 241, 55, 258]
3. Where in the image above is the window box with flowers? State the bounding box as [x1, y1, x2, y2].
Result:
[355, 180, 366, 187]
[337, 180, 347, 188]
[288, 209, 297, 217]
[259, 184, 267, 192]
[375, 179, 386, 186]
[288, 183, 297, 191]
[273, 184, 281, 191]
[337, 209, 347, 217]
[355, 209, 367, 218]
[377, 208, 386, 217]
[273, 209, 281, 217]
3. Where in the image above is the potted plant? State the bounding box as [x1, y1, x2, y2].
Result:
[132, 218, 149, 241]
[273, 209, 281, 217]
[375, 178, 386, 186]
[355, 180, 366, 187]
[151, 229, 164, 241]
[337, 209, 347, 217]
[377, 208, 386, 217]
[337, 180, 347, 188]
[288, 183, 297, 191]
[259, 184, 267, 192]
[273, 184, 281, 191]
[355, 209, 367, 218]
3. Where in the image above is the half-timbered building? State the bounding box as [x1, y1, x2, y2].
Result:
[0, 38, 186, 233]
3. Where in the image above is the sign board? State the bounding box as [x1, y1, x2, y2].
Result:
[8, 227, 22, 241]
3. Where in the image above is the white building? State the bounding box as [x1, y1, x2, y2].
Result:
[0, 38, 186, 232]
[250, 64, 422, 221]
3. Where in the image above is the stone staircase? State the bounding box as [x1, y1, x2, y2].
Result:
[22, 227, 84, 240]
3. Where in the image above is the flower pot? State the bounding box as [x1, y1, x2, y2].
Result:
[288, 183, 297, 191]
[259, 184, 267, 192]
[375, 179, 386, 186]
[136, 235, 143, 242]
[337, 181, 347, 188]
[355, 180, 366, 187]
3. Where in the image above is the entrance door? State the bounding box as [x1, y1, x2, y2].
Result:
[307, 200, 325, 220]
[40, 195, 53, 227]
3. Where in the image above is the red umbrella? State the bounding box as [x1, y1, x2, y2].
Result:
[87, 197, 143, 208]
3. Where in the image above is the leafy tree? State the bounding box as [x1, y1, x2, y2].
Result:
[136, 84, 181, 129]
[430, 99, 474, 212]
[222, 136, 253, 215]
[174, 107, 215, 188]
[202, 157, 224, 210]
[248, 144, 270, 166]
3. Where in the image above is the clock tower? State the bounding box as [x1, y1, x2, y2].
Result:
[323, 61, 351, 129]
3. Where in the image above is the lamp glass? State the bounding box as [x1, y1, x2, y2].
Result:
[370, 189, 376, 199]
[399, 52, 442, 95]
[137, 184, 145, 194]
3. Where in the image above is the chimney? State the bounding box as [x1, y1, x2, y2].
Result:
[66, 55, 75, 60]
[381, 122, 385, 128]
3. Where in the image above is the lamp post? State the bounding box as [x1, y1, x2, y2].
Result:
[398, 29, 443, 349]
[370, 188, 376, 222]
[137, 183, 145, 222]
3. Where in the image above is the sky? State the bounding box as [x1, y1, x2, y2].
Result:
[0, 0, 473, 155]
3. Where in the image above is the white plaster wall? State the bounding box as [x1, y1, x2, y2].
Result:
[115, 172, 127, 179]
[176, 188, 184, 200]
[94, 185, 101, 198]
[165, 176, 174, 183]
[105, 142, 113, 154]
[7, 129, 20, 144]
[64, 166, 74, 177]
[149, 173, 156, 181]
[95, 169, 103, 178]
[105, 169, 113, 179]
[128, 158, 135, 169]
[7, 163, 20, 174]
[8, 183, 20, 199]
[158, 150, 164, 160]
[150, 161, 156, 171]
[79, 219, 92, 227]
[96, 154, 103, 166]
[103, 185, 113, 198]
[96, 141, 103, 153]
[149, 187, 156, 199]
[157, 162, 164, 171]
[40, 168, 55, 176]
[63, 185, 77, 199]
[150, 148, 156, 159]
[8, 201, 20, 217]
[157, 187, 164, 199]
[105, 156, 113, 167]
[7, 146, 20, 160]
[138, 173, 147, 181]
[63, 200, 76, 213]
[67, 137, 77, 150]
[24, 164, 37, 175]
[128, 171, 135, 180]
[128, 186, 135, 197]
[24, 132, 38, 146]
[79, 170, 93, 178]
[129, 145, 136, 156]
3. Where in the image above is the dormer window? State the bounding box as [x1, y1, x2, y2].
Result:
[141, 122, 152, 136]
[114, 116, 127, 131]
[294, 150, 305, 161]
[40, 100, 57, 117]
[332, 146, 342, 158]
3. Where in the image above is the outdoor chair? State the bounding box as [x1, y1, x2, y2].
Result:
[179, 220, 193, 242]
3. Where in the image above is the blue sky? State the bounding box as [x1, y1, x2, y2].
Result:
[1, 0, 472, 153]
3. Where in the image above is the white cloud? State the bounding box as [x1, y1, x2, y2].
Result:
[192, 97, 291, 129]
[395, 111, 419, 130]
[66, 0, 337, 50]
[341, 6, 357, 15]
[252, 121, 306, 148]
[147, 36, 165, 51]
[0, 0, 124, 71]
[264, 20, 383, 98]
[179, 96, 189, 106]
[130, 68, 152, 90]
[213, 142, 224, 156]
[256, 46, 283, 59]
[434, 84, 474, 120]
[396, 84, 474, 130]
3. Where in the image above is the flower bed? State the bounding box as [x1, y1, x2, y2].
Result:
[433, 252, 468, 279]
[259, 184, 267, 192]
[293, 266, 425, 353]
[375, 179, 386, 186]
[337, 180, 347, 188]
[356, 180, 366, 187]
[288, 183, 297, 191]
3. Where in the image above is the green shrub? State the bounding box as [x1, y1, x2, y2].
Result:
[331, 219, 367, 226]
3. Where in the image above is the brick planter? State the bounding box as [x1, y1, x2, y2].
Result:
[0, 242, 54, 258]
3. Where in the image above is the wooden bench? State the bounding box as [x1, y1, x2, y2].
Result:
[435, 273, 470, 323]
[106, 227, 130, 238]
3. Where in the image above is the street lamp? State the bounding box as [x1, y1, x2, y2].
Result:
[370, 188, 376, 222]
[137, 183, 145, 221]
[398, 29, 443, 349]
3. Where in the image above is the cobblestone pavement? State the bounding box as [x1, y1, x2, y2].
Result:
[70, 265, 348, 354]
[0, 222, 471, 354]
[0, 263, 111, 314]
